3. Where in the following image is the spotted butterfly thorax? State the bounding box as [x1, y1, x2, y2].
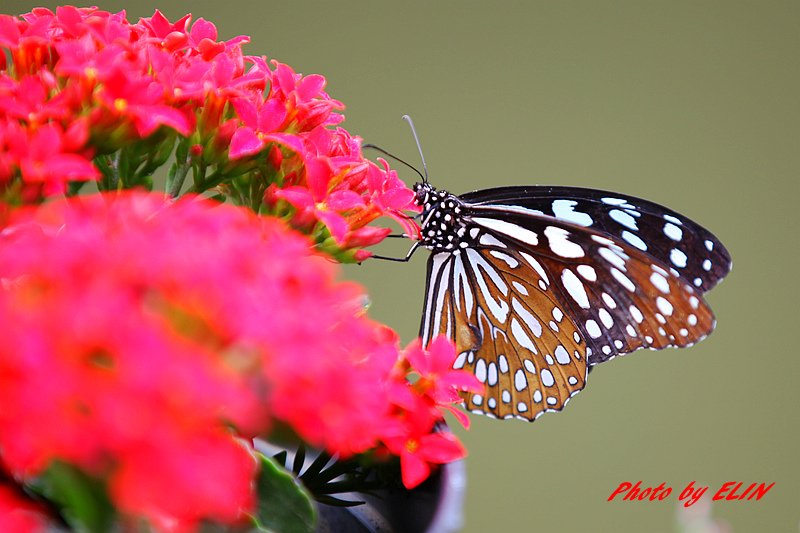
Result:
[413, 181, 731, 421]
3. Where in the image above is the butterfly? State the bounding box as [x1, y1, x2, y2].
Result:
[410, 181, 731, 421]
[368, 116, 731, 422]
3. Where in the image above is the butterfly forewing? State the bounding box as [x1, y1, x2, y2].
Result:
[459, 186, 731, 291]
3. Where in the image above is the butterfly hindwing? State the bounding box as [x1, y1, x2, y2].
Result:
[421, 244, 588, 420]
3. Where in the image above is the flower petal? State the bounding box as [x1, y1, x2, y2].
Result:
[229, 127, 263, 159]
[401, 450, 431, 490]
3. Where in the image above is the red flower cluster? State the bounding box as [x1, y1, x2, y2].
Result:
[383, 338, 483, 488]
[0, 6, 416, 258]
[0, 192, 475, 529]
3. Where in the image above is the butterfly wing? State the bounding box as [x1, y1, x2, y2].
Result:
[461, 189, 728, 365]
[459, 186, 731, 291]
[420, 186, 729, 420]
[420, 247, 588, 421]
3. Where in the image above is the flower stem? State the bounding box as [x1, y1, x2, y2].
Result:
[166, 159, 191, 198]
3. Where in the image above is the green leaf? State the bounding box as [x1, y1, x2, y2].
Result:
[253, 453, 316, 533]
[151, 134, 178, 169]
[34, 461, 115, 533]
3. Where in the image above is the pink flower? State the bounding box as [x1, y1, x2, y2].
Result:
[1, 120, 99, 196]
[383, 430, 467, 490]
[93, 67, 192, 137]
[0, 191, 439, 527]
[404, 337, 482, 429]
[0, 7, 419, 255]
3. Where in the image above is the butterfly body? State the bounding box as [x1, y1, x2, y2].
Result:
[413, 181, 731, 421]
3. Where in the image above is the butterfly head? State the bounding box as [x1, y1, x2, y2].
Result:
[413, 182, 468, 252]
[412, 182, 436, 209]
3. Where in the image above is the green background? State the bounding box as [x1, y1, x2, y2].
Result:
[5, 1, 798, 531]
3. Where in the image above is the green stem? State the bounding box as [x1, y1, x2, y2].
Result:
[186, 169, 226, 193]
[166, 157, 191, 198]
[109, 151, 121, 190]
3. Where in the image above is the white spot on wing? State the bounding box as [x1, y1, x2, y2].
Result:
[598, 308, 614, 328]
[472, 217, 539, 246]
[479, 233, 506, 248]
[586, 319, 602, 338]
[611, 267, 636, 292]
[544, 226, 585, 258]
[512, 281, 529, 296]
[499, 355, 509, 373]
[511, 298, 543, 338]
[487, 362, 498, 386]
[514, 369, 528, 391]
[602, 197, 627, 205]
[552, 199, 593, 226]
[466, 249, 509, 322]
[475, 359, 487, 383]
[656, 296, 674, 316]
[577, 264, 597, 281]
[601, 292, 617, 309]
[592, 235, 614, 246]
[519, 252, 549, 285]
[490, 250, 519, 268]
[670, 248, 688, 268]
[511, 318, 539, 353]
[599, 247, 626, 270]
[555, 345, 570, 364]
[540, 369, 555, 387]
[622, 230, 647, 251]
[561, 269, 590, 309]
[452, 255, 474, 315]
[650, 271, 670, 294]
[664, 223, 682, 241]
[610, 209, 638, 230]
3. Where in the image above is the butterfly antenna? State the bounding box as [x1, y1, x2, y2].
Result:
[402, 115, 429, 183]
[361, 143, 426, 182]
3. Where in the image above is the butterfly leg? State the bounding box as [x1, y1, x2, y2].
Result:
[368, 242, 421, 263]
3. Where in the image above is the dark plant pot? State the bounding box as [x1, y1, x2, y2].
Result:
[314, 458, 466, 533]
[256, 433, 467, 533]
